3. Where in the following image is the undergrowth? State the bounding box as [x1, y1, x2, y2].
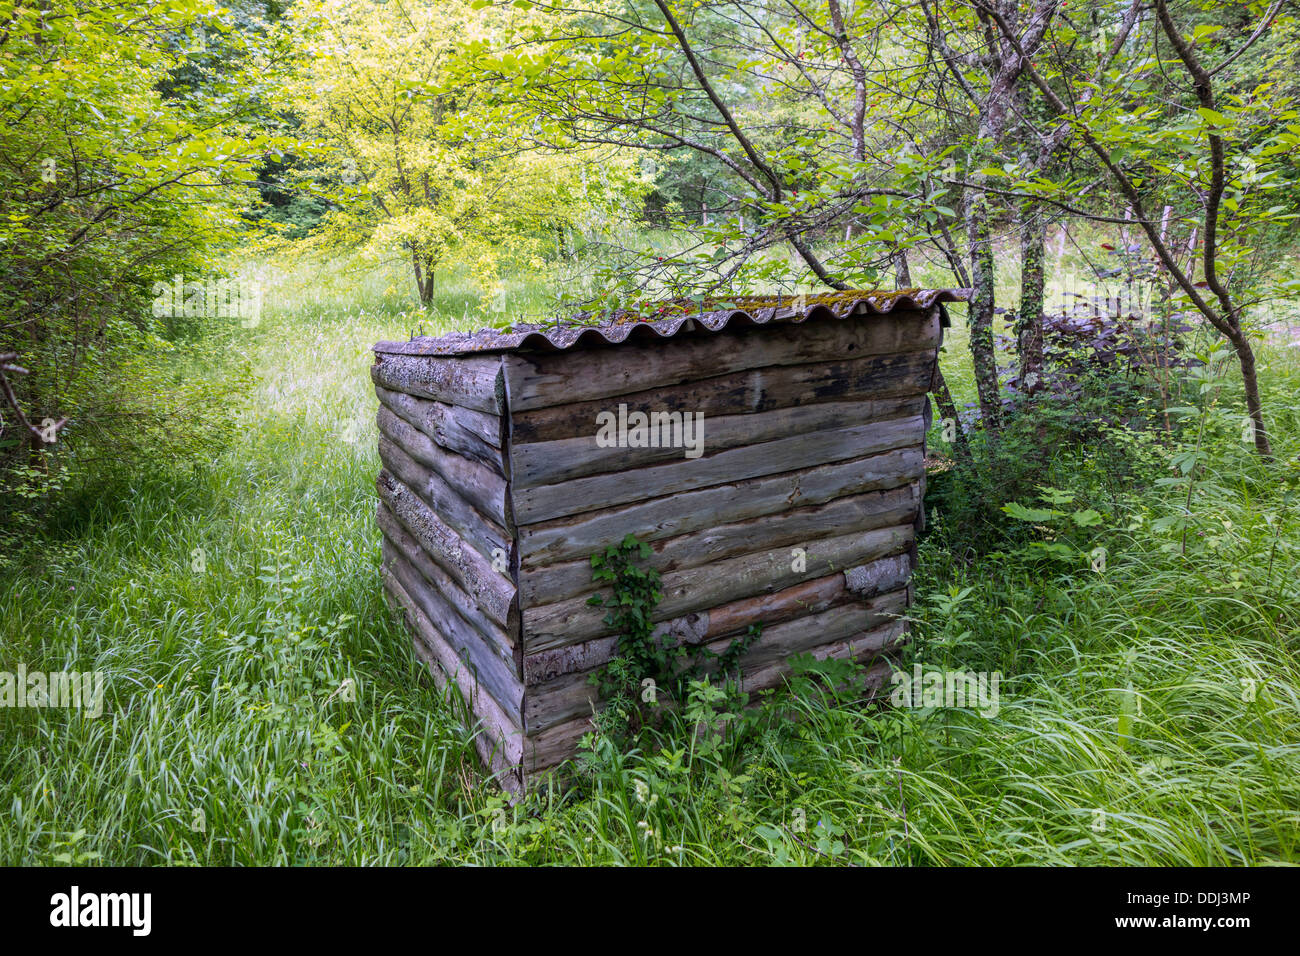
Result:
[1, 256, 1296, 865]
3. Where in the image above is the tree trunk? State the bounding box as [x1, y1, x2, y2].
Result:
[930, 362, 971, 462]
[965, 192, 1001, 431]
[1018, 199, 1046, 395]
[1228, 326, 1273, 459]
[411, 247, 426, 305]
[411, 248, 436, 307]
[892, 246, 912, 288]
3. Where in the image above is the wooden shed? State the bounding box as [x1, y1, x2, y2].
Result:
[371, 290, 966, 791]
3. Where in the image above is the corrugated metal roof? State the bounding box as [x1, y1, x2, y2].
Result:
[373, 289, 970, 357]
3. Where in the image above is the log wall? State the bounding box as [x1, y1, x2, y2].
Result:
[371, 351, 524, 789]
[373, 304, 943, 790]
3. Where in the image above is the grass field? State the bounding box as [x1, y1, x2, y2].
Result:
[2, 255, 1297, 865]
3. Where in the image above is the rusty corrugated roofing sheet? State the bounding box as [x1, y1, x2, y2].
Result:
[373, 289, 970, 356]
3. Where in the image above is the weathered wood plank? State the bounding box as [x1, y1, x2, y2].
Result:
[376, 471, 515, 631]
[738, 585, 909, 672]
[378, 436, 511, 563]
[374, 384, 503, 475]
[381, 570, 524, 776]
[522, 597, 912, 774]
[519, 483, 919, 607]
[511, 394, 925, 489]
[510, 350, 934, 445]
[524, 523, 914, 652]
[844, 553, 914, 598]
[377, 502, 518, 661]
[382, 541, 523, 718]
[371, 352, 503, 414]
[524, 667, 600, 735]
[524, 585, 909, 733]
[503, 309, 939, 411]
[518, 445, 923, 567]
[524, 636, 618, 686]
[513, 415, 923, 525]
[522, 550, 913, 686]
[524, 713, 595, 776]
[377, 406, 509, 528]
[739, 620, 908, 696]
[682, 551, 913, 644]
[522, 630, 902, 771]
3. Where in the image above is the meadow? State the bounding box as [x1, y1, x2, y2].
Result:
[2, 253, 1298, 866]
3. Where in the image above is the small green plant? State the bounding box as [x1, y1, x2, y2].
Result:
[51, 829, 101, 866]
[999, 486, 1109, 569]
[585, 534, 760, 744]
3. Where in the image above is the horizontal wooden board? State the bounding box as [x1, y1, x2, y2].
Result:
[524, 522, 914, 652]
[377, 406, 509, 528]
[374, 384, 503, 475]
[378, 436, 511, 563]
[509, 349, 934, 445]
[522, 551, 913, 686]
[376, 471, 515, 631]
[382, 543, 523, 718]
[524, 713, 594, 777]
[524, 627, 904, 777]
[845, 553, 914, 597]
[381, 571, 524, 776]
[519, 483, 919, 607]
[503, 309, 939, 411]
[524, 667, 602, 736]
[739, 585, 909, 672]
[740, 620, 908, 697]
[511, 393, 925, 489]
[524, 585, 909, 733]
[378, 503, 518, 661]
[513, 414, 923, 525]
[518, 445, 923, 567]
[681, 550, 913, 645]
[524, 636, 619, 686]
[371, 352, 503, 414]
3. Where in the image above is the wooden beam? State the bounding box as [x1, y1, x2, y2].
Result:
[512, 415, 923, 525]
[511, 394, 925, 489]
[509, 349, 934, 445]
[523, 586, 909, 734]
[374, 384, 503, 475]
[378, 503, 519, 661]
[518, 483, 919, 606]
[522, 550, 913, 686]
[382, 543, 523, 718]
[739, 620, 908, 696]
[378, 436, 511, 562]
[377, 406, 509, 528]
[503, 309, 939, 411]
[524, 712, 594, 777]
[376, 471, 515, 631]
[371, 352, 503, 414]
[523, 523, 914, 652]
[381, 570, 524, 775]
[518, 445, 923, 567]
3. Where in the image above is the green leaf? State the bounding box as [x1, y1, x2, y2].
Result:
[1070, 509, 1104, 527]
[1002, 502, 1059, 522]
[1197, 107, 1229, 127]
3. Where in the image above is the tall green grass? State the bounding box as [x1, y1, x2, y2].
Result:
[1, 253, 1296, 865]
